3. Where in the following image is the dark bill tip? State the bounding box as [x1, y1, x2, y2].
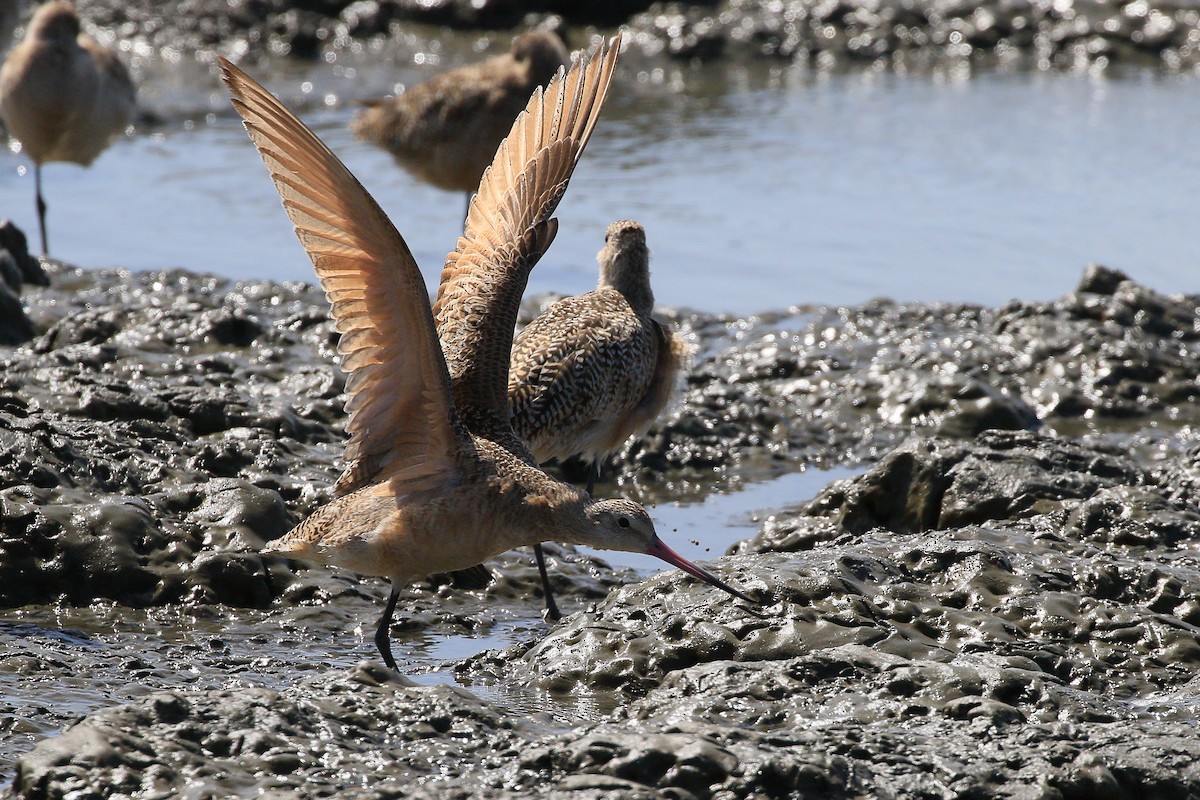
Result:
[644, 535, 759, 605]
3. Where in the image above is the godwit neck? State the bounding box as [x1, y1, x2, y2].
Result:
[597, 219, 653, 315]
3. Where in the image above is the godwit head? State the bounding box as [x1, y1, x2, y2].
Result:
[511, 29, 571, 76]
[597, 219, 653, 313]
[27, 1, 78, 41]
[221, 33, 756, 671]
[580, 498, 755, 603]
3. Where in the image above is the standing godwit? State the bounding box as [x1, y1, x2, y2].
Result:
[506, 219, 688, 619]
[220, 36, 756, 671]
[349, 29, 569, 216]
[0, 1, 135, 256]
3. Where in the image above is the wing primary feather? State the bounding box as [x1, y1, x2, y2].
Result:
[432, 34, 623, 450]
[219, 57, 467, 497]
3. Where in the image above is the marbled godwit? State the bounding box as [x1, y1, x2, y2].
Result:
[0, 1, 135, 256]
[349, 29, 569, 215]
[220, 37, 756, 670]
[506, 219, 688, 619]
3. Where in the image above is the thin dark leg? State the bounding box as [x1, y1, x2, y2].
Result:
[532, 461, 603, 621]
[586, 461, 602, 496]
[374, 581, 402, 670]
[34, 163, 47, 257]
[534, 543, 561, 622]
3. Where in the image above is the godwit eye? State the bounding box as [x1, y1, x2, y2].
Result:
[617, 517, 631, 529]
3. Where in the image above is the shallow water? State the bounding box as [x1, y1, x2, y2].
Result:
[1, 59, 1198, 314]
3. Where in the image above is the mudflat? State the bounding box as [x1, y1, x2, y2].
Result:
[4, 259, 1200, 798]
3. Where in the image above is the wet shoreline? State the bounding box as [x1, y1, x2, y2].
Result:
[5, 259, 1200, 797]
[1, 3, 1198, 796]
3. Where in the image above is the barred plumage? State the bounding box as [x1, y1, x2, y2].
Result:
[509, 221, 687, 466]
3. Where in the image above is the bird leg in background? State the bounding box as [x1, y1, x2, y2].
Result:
[374, 581, 403, 671]
[34, 162, 46, 255]
[0, 2, 137, 259]
[533, 543, 562, 621]
[586, 461, 601, 496]
[532, 460, 601, 620]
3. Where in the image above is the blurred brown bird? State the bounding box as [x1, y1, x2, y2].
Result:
[0, 1, 135, 256]
[350, 29, 570, 215]
[506, 220, 689, 619]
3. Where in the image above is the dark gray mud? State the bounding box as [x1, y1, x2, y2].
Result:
[614, 263, 1200, 500]
[5, 258, 1200, 797]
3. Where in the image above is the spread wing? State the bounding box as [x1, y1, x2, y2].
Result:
[219, 58, 466, 496]
[432, 34, 621, 453]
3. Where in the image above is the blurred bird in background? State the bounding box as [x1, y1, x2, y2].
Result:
[351, 29, 569, 217]
[0, 1, 135, 256]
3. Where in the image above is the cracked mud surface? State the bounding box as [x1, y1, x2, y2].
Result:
[5, 261, 1200, 797]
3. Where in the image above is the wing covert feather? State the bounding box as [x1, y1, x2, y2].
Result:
[433, 34, 622, 446]
[219, 59, 465, 496]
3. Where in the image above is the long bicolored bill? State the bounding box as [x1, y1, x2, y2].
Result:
[645, 536, 758, 604]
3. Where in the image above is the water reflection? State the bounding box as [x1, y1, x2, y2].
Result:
[9, 57, 1200, 314]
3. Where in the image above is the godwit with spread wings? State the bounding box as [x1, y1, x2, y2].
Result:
[350, 29, 569, 216]
[0, 1, 135, 256]
[506, 219, 688, 619]
[220, 36, 755, 670]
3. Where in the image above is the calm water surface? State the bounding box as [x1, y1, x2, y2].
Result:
[1, 60, 1197, 314]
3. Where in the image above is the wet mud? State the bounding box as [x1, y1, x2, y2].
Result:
[0, 222, 47, 346]
[5, 256, 1200, 797]
[614, 263, 1200, 499]
[63, 0, 1200, 77]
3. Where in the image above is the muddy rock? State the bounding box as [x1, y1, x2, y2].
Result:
[4, 263, 1199, 608]
[624, 0, 1200, 69]
[7, 258, 1200, 797]
[16, 484, 1200, 798]
[388, 0, 662, 28]
[0, 220, 47, 291]
[741, 429, 1199, 552]
[783, 429, 1154, 539]
[0, 283, 32, 346]
[62, 0, 1200, 72]
[0, 222, 45, 345]
[449, 431, 1200, 797]
[614, 265, 1200, 492]
[11, 664, 528, 800]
